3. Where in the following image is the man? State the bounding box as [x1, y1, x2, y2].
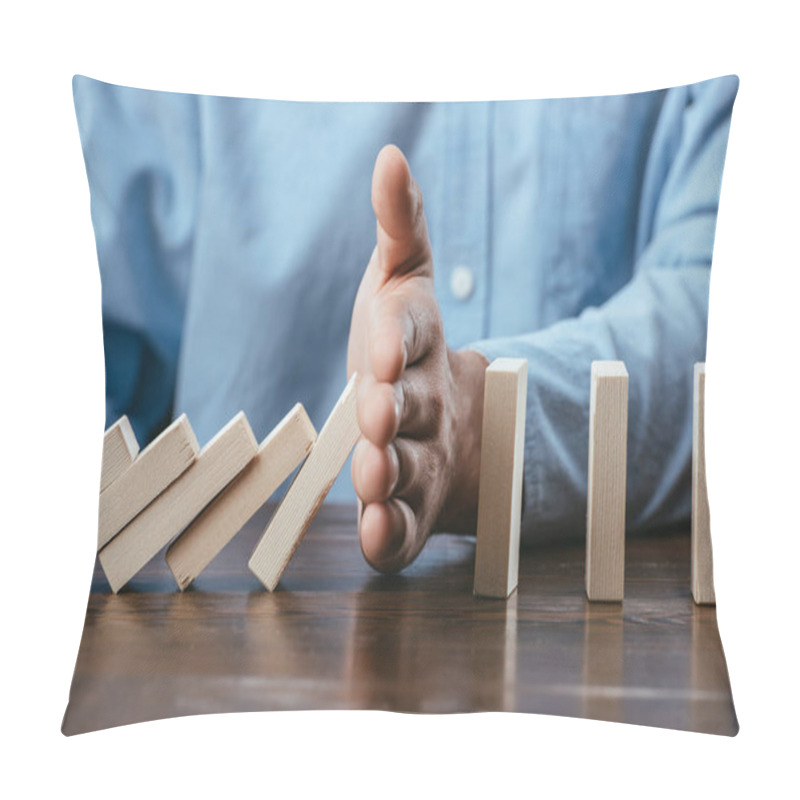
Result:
[74, 75, 738, 571]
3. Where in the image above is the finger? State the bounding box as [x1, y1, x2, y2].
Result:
[357, 364, 445, 449]
[389, 436, 437, 507]
[357, 369, 445, 449]
[357, 373, 402, 447]
[371, 144, 432, 279]
[369, 286, 440, 383]
[394, 365, 445, 438]
[351, 438, 399, 505]
[359, 498, 418, 573]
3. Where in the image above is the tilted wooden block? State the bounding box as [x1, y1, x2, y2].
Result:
[249, 374, 360, 591]
[97, 414, 199, 550]
[692, 363, 716, 605]
[98, 412, 258, 593]
[586, 361, 628, 602]
[166, 404, 317, 590]
[100, 415, 139, 491]
[473, 358, 528, 599]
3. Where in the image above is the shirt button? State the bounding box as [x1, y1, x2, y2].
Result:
[450, 265, 475, 301]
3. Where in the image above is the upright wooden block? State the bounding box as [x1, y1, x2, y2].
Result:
[586, 361, 628, 602]
[97, 414, 199, 549]
[166, 404, 317, 590]
[473, 358, 528, 599]
[98, 412, 258, 593]
[692, 363, 715, 605]
[249, 374, 360, 591]
[100, 415, 139, 491]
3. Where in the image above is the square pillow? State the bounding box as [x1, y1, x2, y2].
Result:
[63, 74, 739, 736]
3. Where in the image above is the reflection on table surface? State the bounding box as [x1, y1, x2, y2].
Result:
[63, 504, 737, 736]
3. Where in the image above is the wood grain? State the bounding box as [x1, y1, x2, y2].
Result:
[100, 415, 139, 491]
[166, 404, 317, 590]
[248, 374, 360, 591]
[63, 504, 738, 737]
[692, 363, 715, 605]
[586, 361, 628, 602]
[97, 414, 199, 549]
[98, 413, 258, 593]
[474, 358, 528, 598]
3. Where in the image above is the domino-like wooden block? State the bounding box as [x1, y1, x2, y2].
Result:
[98, 412, 258, 593]
[249, 374, 360, 591]
[691, 363, 715, 605]
[100, 415, 139, 491]
[97, 414, 199, 550]
[586, 361, 628, 602]
[165, 404, 317, 590]
[473, 358, 528, 599]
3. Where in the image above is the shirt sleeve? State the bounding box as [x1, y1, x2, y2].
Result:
[468, 75, 739, 542]
[73, 76, 201, 445]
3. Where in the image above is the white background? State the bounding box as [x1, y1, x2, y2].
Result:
[2, 1, 798, 796]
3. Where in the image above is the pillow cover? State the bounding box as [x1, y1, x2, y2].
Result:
[63, 75, 739, 736]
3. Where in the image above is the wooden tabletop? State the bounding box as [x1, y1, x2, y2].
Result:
[63, 504, 737, 736]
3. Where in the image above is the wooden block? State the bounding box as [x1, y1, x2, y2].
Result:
[586, 361, 628, 602]
[249, 374, 360, 591]
[473, 358, 528, 599]
[100, 415, 139, 491]
[97, 414, 199, 550]
[692, 363, 715, 605]
[98, 412, 258, 593]
[165, 404, 317, 590]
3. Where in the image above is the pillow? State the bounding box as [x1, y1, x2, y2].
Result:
[63, 74, 739, 736]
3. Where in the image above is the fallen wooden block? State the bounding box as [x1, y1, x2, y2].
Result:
[100, 415, 139, 491]
[98, 412, 258, 593]
[473, 358, 528, 599]
[692, 363, 715, 605]
[586, 361, 628, 602]
[249, 374, 360, 591]
[165, 404, 317, 590]
[97, 414, 199, 549]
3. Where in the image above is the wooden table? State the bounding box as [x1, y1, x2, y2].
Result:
[63, 504, 737, 736]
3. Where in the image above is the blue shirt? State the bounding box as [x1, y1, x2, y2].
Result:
[73, 74, 738, 541]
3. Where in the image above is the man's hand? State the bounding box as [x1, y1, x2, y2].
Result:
[347, 144, 488, 573]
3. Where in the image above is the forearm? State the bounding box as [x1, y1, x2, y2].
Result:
[468, 265, 711, 542]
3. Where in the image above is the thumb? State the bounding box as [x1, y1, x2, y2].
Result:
[371, 144, 432, 280]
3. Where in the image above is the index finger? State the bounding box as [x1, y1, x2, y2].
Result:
[369, 281, 439, 384]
